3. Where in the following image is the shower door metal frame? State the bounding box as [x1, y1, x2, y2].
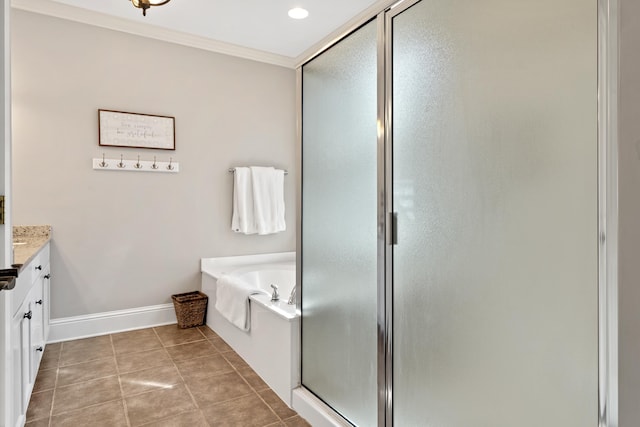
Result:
[597, 0, 619, 426]
[296, 0, 619, 425]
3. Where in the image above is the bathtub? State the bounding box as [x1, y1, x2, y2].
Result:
[200, 252, 299, 406]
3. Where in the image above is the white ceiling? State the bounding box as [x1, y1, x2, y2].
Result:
[33, 0, 382, 62]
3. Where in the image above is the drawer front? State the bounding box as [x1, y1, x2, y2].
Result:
[29, 252, 47, 284]
[36, 244, 50, 273]
[11, 243, 50, 316]
[11, 274, 30, 317]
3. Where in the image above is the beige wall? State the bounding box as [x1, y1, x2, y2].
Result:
[619, 0, 640, 424]
[10, 10, 296, 318]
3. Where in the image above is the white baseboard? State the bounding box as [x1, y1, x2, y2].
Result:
[48, 303, 177, 343]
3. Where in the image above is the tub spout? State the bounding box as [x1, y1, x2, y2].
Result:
[270, 284, 280, 301]
[288, 287, 297, 305]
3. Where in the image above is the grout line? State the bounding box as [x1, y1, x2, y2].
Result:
[48, 361, 59, 427]
[195, 326, 208, 340]
[56, 355, 114, 369]
[48, 397, 125, 419]
[222, 353, 283, 422]
[166, 352, 209, 427]
[110, 333, 133, 427]
[253, 388, 284, 423]
[135, 408, 209, 427]
[122, 398, 132, 427]
[41, 342, 59, 426]
[53, 373, 120, 392]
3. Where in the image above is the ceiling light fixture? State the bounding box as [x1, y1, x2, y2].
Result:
[288, 7, 309, 20]
[130, 0, 171, 17]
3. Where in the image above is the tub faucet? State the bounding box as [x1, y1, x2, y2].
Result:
[287, 287, 297, 305]
[270, 284, 279, 301]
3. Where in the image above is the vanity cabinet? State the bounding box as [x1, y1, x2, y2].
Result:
[2, 243, 50, 427]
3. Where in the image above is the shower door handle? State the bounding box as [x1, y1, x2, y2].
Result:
[389, 212, 398, 246]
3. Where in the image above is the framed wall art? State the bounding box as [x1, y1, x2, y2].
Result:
[98, 109, 175, 150]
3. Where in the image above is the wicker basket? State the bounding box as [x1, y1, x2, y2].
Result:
[171, 291, 208, 329]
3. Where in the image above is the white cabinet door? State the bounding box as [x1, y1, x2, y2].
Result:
[12, 295, 31, 419]
[43, 268, 51, 342]
[30, 281, 44, 380]
[9, 297, 23, 425]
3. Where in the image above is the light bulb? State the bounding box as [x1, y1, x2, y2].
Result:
[288, 8, 309, 20]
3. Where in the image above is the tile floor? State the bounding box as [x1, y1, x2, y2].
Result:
[26, 325, 311, 427]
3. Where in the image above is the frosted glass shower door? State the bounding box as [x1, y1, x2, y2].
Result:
[391, 0, 598, 426]
[301, 20, 378, 426]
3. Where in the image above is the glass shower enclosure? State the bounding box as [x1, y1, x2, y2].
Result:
[300, 0, 602, 425]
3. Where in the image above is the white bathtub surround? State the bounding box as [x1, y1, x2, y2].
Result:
[201, 252, 298, 406]
[292, 388, 352, 427]
[215, 274, 269, 331]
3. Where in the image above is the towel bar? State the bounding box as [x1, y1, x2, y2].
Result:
[228, 168, 288, 175]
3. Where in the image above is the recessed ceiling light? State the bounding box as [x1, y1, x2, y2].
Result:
[288, 7, 309, 20]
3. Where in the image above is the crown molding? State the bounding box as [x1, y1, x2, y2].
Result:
[11, 0, 297, 69]
[294, 0, 397, 67]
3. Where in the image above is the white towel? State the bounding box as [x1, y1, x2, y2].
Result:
[231, 167, 256, 234]
[250, 166, 286, 235]
[215, 275, 269, 331]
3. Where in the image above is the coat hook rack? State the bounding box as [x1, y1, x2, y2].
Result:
[99, 153, 108, 167]
[93, 154, 179, 173]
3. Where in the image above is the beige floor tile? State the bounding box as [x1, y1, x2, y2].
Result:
[57, 357, 117, 387]
[52, 375, 121, 415]
[40, 346, 62, 370]
[25, 417, 50, 427]
[59, 341, 114, 366]
[138, 409, 208, 427]
[125, 383, 196, 426]
[120, 364, 183, 397]
[258, 389, 297, 420]
[165, 340, 215, 362]
[174, 354, 234, 381]
[116, 348, 173, 374]
[154, 324, 206, 346]
[197, 325, 219, 339]
[45, 342, 62, 353]
[186, 371, 253, 408]
[201, 393, 279, 427]
[112, 329, 163, 355]
[238, 367, 270, 391]
[33, 367, 57, 393]
[26, 390, 54, 422]
[209, 336, 234, 353]
[221, 351, 250, 370]
[51, 399, 127, 427]
[30, 327, 305, 427]
[283, 415, 312, 427]
[61, 335, 112, 353]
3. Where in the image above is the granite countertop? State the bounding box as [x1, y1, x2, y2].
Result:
[13, 225, 52, 268]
